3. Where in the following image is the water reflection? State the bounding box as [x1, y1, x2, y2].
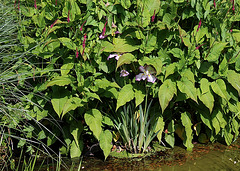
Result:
[80, 139, 240, 171]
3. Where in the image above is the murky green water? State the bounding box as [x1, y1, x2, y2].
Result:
[76, 139, 240, 171]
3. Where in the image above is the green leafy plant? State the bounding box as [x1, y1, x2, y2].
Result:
[110, 99, 164, 154]
[12, 0, 240, 161]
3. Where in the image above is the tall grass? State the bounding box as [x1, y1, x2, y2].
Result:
[0, 1, 68, 170]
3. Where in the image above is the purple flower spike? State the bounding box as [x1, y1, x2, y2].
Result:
[67, 10, 70, 23]
[136, 66, 157, 83]
[80, 21, 86, 31]
[214, 0, 216, 8]
[120, 70, 129, 77]
[50, 19, 58, 28]
[99, 20, 108, 39]
[232, 0, 235, 12]
[197, 19, 201, 32]
[151, 10, 156, 22]
[83, 33, 87, 49]
[195, 43, 206, 50]
[34, 0, 37, 9]
[76, 47, 79, 58]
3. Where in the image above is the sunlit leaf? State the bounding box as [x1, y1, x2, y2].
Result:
[206, 42, 228, 62]
[181, 112, 193, 151]
[116, 53, 137, 70]
[47, 76, 73, 87]
[177, 78, 198, 103]
[99, 130, 112, 160]
[84, 109, 103, 140]
[116, 84, 135, 111]
[155, 116, 164, 143]
[159, 79, 176, 112]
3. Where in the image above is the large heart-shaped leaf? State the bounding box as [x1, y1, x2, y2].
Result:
[159, 79, 176, 112]
[84, 109, 102, 140]
[99, 130, 112, 160]
[116, 84, 135, 111]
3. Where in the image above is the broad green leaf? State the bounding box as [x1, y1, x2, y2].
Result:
[32, 11, 46, 28]
[121, 0, 131, 9]
[139, 57, 162, 75]
[215, 109, 227, 129]
[47, 76, 73, 87]
[59, 37, 76, 50]
[95, 79, 120, 89]
[61, 63, 74, 76]
[102, 116, 114, 127]
[206, 42, 228, 62]
[62, 0, 81, 22]
[43, 39, 60, 52]
[211, 79, 229, 100]
[70, 139, 83, 159]
[232, 118, 239, 137]
[198, 89, 214, 113]
[219, 57, 228, 76]
[86, 92, 102, 102]
[155, 116, 164, 143]
[112, 38, 139, 53]
[144, 30, 157, 53]
[163, 13, 173, 28]
[165, 120, 175, 148]
[116, 53, 137, 70]
[177, 78, 198, 103]
[51, 87, 69, 117]
[174, 0, 184, 3]
[182, 69, 195, 83]
[165, 63, 177, 79]
[227, 70, 240, 96]
[159, 79, 176, 112]
[198, 79, 214, 113]
[200, 78, 210, 94]
[70, 121, 83, 148]
[134, 88, 145, 107]
[211, 110, 221, 135]
[168, 48, 184, 59]
[195, 27, 208, 44]
[224, 125, 233, 145]
[99, 130, 113, 160]
[101, 41, 114, 52]
[103, 87, 119, 99]
[199, 108, 212, 130]
[140, 7, 150, 28]
[232, 29, 240, 43]
[143, 0, 160, 15]
[62, 97, 83, 118]
[84, 109, 103, 140]
[116, 84, 135, 111]
[181, 112, 193, 150]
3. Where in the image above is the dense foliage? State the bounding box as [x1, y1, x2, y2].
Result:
[2, 0, 240, 161]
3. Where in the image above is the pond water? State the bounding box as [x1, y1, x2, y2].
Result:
[75, 139, 240, 171]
